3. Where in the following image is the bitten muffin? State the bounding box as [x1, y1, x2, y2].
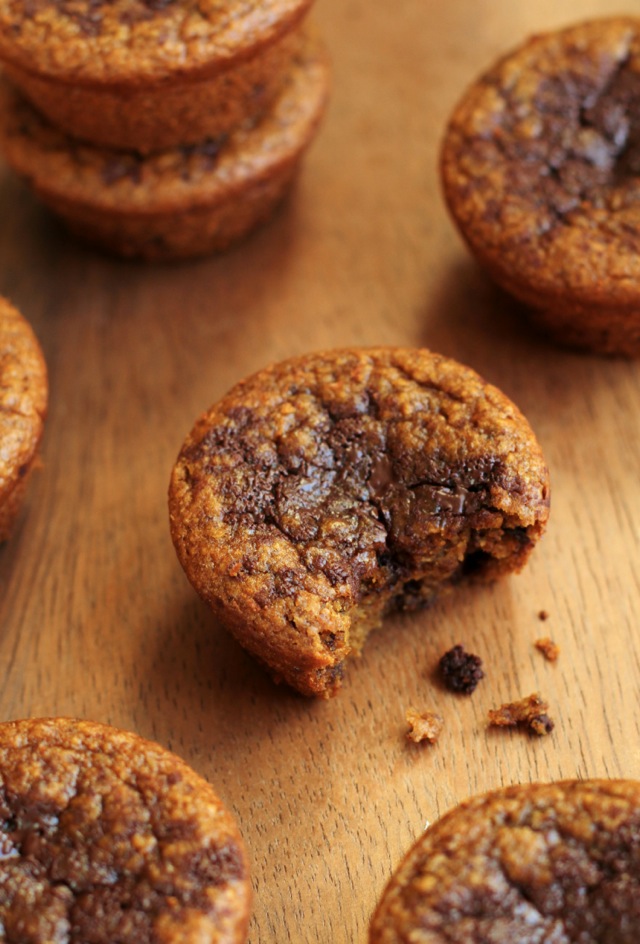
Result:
[441, 17, 640, 356]
[0, 717, 251, 943]
[0, 0, 313, 152]
[0, 32, 328, 261]
[0, 295, 48, 542]
[169, 347, 550, 698]
[370, 779, 640, 943]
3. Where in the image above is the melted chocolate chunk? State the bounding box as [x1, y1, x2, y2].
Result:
[367, 454, 395, 496]
[413, 483, 469, 515]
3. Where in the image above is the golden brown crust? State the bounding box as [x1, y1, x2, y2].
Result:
[441, 17, 640, 356]
[0, 717, 251, 943]
[0, 295, 47, 542]
[169, 346, 550, 698]
[1, 25, 304, 152]
[0, 0, 313, 83]
[0, 33, 329, 260]
[370, 779, 640, 943]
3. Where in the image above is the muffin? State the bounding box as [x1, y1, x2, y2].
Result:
[441, 17, 640, 356]
[0, 0, 313, 152]
[0, 295, 48, 543]
[0, 32, 329, 261]
[169, 347, 550, 698]
[0, 717, 251, 943]
[370, 779, 640, 943]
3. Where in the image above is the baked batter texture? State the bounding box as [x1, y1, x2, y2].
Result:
[370, 779, 640, 943]
[0, 294, 47, 542]
[0, 718, 251, 943]
[169, 347, 550, 697]
[0, 32, 329, 260]
[0, 0, 313, 150]
[441, 17, 640, 355]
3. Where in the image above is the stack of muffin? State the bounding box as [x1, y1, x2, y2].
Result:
[0, 0, 329, 261]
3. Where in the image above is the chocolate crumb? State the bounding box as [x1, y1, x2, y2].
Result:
[439, 644, 484, 694]
[535, 637, 560, 661]
[538, 609, 549, 621]
[405, 708, 444, 745]
[488, 692, 554, 736]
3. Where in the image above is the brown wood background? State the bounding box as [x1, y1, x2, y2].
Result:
[1, 1, 640, 941]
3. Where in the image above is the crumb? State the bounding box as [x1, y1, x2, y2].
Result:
[488, 692, 554, 736]
[538, 609, 549, 621]
[405, 708, 444, 744]
[535, 637, 560, 661]
[439, 644, 484, 694]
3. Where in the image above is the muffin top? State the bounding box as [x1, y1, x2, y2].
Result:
[0, 0, 313, 83]
[0, 718, 250, 943]
[370, 779, 640, 943]
[171, 347, 549, 561]
[441, 17, 640, 308]
[0, 296, 47, 506]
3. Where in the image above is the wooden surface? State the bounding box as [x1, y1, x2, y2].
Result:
[1, 1, 640, 941]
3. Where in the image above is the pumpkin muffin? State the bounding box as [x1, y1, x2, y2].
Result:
[0, 31, 329, 261]
[0, 295, 47, 543]
[370, 779, 640, 943]
[0, 717, 251, 943]
[0, 0, 313, 152]
[441, 17, 640, 356]
[169, 347, 550, 698]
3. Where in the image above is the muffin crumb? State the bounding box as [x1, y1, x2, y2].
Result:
[405, 708, 444, 744]
[535, 636, 559, 661]
[488, 692, 554, 736]
[439, 644, 484, 694]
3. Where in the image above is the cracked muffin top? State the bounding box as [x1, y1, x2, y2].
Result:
[169, 347, 549, 697]
[441, 17, 640, 311]
[0, 718, 250, 944]
[0, 296, 47, 511]
[370, 779, 640, 944]
[0, 0, 313, 82]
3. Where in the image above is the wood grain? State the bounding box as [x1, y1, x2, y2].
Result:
[1, 2, 640, 941]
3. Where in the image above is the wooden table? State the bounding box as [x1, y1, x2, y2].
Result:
[1, 1, 639, 940]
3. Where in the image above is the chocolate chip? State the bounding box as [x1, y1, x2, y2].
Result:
[367, 455, 395, 496]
